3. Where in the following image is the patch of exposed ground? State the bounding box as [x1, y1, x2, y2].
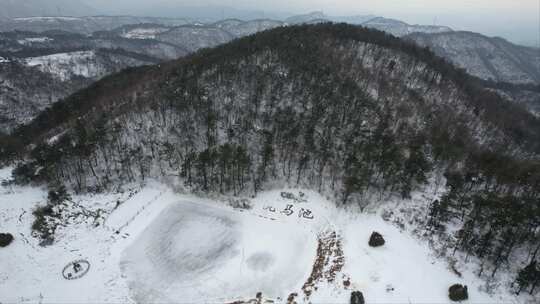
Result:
[301, 230, 345, 300]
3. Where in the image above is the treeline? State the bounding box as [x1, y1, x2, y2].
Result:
[427, 150, 540, 294]
[11, 47, 434, 199]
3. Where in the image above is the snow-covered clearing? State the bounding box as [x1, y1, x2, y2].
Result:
[23, 51, 97, 81]
[17, 37, 53, 45]
[0, 167, 526, 303]
[121, 28, 169, 39]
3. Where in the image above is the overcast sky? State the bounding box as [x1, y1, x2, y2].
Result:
[85, 0, 540, 46]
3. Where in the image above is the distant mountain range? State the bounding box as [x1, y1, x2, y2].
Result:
[0, 10, 453, 37]
[0, 11, 538, 132]
[285, 11, 376, 25]
[363, 17, 452, 37]
[285, 12, 452, 37]
[3, 13, 536, 85]
[0, 16, 190, 34]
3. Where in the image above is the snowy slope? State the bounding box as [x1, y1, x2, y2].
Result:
[0, 16, 189, 34]
[0, 166, 530, 303]
[22, 50, 154, 82]
[407, 31, 540, 84]
[362, 17, 453, 37]
[24, 51, 98, 81]
[0, 61, 82, 134]
[156, 25, 234, 53]
[0, 49, 158, 133]
[120, 27, 170, 40]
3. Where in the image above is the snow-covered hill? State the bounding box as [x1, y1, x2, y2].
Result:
[213, 19, 284, 37]
[155, 25, 235, 53]
[284, 12, 453, 37]
[116, 24, 171, 40]
[0, 13, 453, 40]
[407, 31, 540, 84]
[0, 61, 83, 133]
[0, 49, 157, 133]
[0, 167, 530, 303]
[285, 11, 328, 24]
[0, 16, 190, 34]
[363, 17, 453, 37]
[493, 86, 540, 117]
[23, 50, 151, 81]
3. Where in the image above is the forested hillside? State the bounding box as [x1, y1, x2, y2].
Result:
[0, 61, 88, 133]
[0, 49, 159, 133]
[2, 24, 540, 294]
[407, 31, 540, 85]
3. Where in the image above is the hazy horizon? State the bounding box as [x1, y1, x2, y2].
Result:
[77, 0, 540, 46]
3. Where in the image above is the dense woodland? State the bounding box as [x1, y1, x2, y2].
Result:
[1, 23, 539, 294]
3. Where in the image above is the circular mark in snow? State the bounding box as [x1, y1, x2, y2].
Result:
[246, 252, 275, 272]
[121, 202, 317, 302]
[62, 259, 90, 280]
[164, 216, 238, 275]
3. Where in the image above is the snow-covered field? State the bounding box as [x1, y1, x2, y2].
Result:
[0, 167, 526, 303]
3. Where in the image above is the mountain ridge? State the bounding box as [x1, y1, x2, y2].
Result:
[407, 31, 540, 84]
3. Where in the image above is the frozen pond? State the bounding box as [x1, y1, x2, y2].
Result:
[120, 200, 317, 302]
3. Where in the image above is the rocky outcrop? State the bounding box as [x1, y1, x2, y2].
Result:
[0, 233, 14, 247]
[448, 284, 468, 301]
[368, 232, 385, 247]
[350, 291, 365, 304]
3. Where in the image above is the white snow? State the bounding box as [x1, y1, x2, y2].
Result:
[17, 37, 53, 45]
[0, 167, 531, 303]
[121, 199, 317, 302]
[341, 217, 492, 303]
[0, 56, 10, 63]
[24, 51, 97, 81]
[121, 28, 169, 39]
